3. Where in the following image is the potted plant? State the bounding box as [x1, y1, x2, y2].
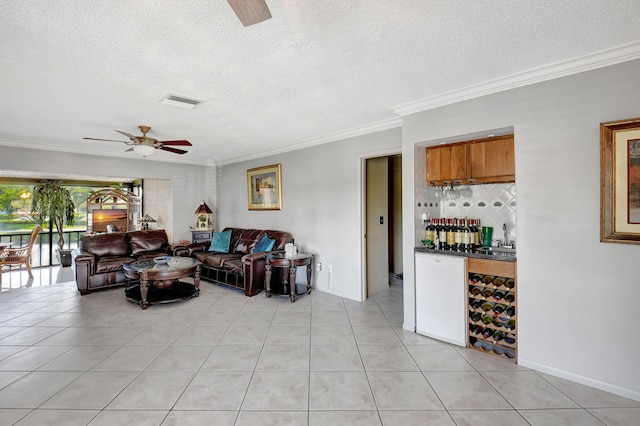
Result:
[31, 180, 76, 266]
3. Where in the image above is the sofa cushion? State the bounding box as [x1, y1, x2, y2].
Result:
[231, 229, 262, 254]
[209, 230, 232, 253]
[95, 256, 134, 273]
[81, 232, 128, 257]
[128, 230, 168, 255]
[195, 252, 241, 268]
[254, 233, 275, 253]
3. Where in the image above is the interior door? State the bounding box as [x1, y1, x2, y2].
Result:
[366, 157, 389, 296]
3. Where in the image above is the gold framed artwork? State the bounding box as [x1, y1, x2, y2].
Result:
[247, 164, 282, 210]
[600, 117, 640, 244]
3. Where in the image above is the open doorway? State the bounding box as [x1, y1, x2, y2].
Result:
[364, 154, 402, 298]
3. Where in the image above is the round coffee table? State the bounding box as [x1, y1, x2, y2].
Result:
[123, 257, 201, 309]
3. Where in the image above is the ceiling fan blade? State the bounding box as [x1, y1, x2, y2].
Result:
[159, 146, 188, 155]
[115, 130, 137, 139]
[83, 137, 128, 143]
[158, 140, 192, 146]
[227, 0, 271, 26]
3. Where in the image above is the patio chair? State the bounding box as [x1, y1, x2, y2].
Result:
[0, 225, 41, 284]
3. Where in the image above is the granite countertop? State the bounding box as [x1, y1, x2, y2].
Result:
[414, 246, 517, 262]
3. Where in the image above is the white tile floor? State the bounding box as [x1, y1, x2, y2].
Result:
[0, 267, 638, 425]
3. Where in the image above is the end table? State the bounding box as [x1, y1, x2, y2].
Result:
[265, 252, 313, 302]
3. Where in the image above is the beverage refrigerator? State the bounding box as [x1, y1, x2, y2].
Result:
[415, 252, 467, 346]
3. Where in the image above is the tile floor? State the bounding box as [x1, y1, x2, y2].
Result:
[0, 268, 638, 425]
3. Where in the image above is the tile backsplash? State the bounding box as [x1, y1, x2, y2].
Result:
[414, 145, 516, 246]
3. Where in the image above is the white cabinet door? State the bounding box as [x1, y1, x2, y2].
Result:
[415, 253, 466, 346]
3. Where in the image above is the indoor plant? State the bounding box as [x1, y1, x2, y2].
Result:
[31, 180, 76, 266]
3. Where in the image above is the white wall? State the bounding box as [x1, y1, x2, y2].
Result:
[402, 59, 640, 400]
[217, 128, 402, 301]
[0, 147, 215, 242]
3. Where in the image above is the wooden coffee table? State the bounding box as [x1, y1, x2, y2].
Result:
[123, 257, 201, 309]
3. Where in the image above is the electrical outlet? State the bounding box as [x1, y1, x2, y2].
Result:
[316, 262, 322, 272]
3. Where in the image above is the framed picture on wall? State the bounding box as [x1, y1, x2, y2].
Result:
[600, 117, 640, 244]
[247, 164, 282, 210]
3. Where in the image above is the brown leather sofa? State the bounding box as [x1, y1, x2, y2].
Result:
[183, 227, 293, 296]
[73, 230, 185, 295]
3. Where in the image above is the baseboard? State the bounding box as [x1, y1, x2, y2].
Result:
[518, 358, 640, 402]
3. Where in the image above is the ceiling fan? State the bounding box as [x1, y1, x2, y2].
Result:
[83, 125, 192, 157]
[227, 0, 271, 26]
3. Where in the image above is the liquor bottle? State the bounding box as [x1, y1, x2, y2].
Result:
[504, 292, 515, 303]
[454, 218, 463, 251]
[505, 306, 516, 317]
[446, 218, 456, 251]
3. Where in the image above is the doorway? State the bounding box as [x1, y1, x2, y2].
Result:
[365, 154, 402, 298]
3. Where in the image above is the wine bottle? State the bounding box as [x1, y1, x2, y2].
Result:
[462, 218, 472, 252]
[425, 219, 434, 243]
[482, 328, 494, 339]
[470, 324, 483, 335]
[470, 273, 483, 283]
[481, 301, 494, 311]
[492, 304, 506, 318]
[506, 319, 516, 330]
[505, 278, 515, 289]
[437, 219, 447, 250]
[493, 290, 505, 300]
[505, 306, 516, 317]
[493, 330, 505, 342]
[446, 218, 455, 251]
[470, 299, 482, 309]
[471, 312, 482, 322]
[504, 292, 515, 303]
[482, 287, 494, 298]
[475, 218, 482, 248]
[481, 314, 494, 324]
[454, 218, 463, 251]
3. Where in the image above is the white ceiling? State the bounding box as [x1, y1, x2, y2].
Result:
[1, 0, 640, 166]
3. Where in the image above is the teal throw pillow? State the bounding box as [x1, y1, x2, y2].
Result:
[209, 230, 232, 253]
[254, 233, 275, 253]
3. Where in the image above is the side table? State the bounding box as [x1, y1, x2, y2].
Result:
[265, 252, 313, 302]
[191, 230, 213, 243]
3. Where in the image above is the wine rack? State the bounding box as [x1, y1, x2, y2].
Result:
[467, 258, 517, 361]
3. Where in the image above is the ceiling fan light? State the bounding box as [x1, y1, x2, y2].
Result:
[133, 144, 156, 157]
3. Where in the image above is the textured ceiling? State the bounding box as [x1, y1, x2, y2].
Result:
[1, 0, 640, 166]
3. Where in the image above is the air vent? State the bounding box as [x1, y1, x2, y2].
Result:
[161, 94, 204, 109]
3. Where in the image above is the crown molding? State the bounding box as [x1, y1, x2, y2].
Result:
[219, 117, 402, 166]
[392, 40, 640, 117]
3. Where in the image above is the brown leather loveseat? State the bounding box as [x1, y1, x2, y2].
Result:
[183, 227, 293, 296]
[73, 229, 185, 295]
